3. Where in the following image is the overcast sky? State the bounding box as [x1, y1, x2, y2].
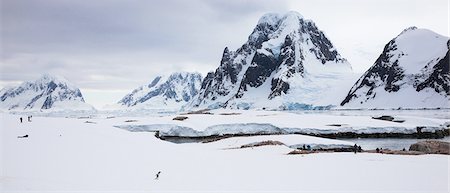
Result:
[1, 0, 448, 108]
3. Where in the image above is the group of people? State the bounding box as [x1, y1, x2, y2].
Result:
[299, 144, 363, 153]
[375, 147, 407, 153]
[353, 144, 362, 153]
[301, 144, 311, 151]
[18, 115, 33, 138]
[19, 115, 32, 123]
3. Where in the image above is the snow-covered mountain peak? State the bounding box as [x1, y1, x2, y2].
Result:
[117, 72, 202, 110]
[284, 10, 304, 19]
[277, 11, 305, 30]
[389, 27, 448, 75]
[396, 27, 446, 43]
[0, 74, 94, 111]
[397, 26, 418, 37]
[188, 11, 354, 110]
[340, 28, 449, 109]
[32, 73, 74, 89]
[249, 11, 310, 50]
[257, 13, 282, 26]
[257, 11, 304, 26]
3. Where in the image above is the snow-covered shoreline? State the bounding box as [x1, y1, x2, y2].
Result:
[111, 109, 449, 138]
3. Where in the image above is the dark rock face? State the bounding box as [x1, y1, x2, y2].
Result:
[237, 35, 306, 99]
[221, 47, 239, 84]
[248, 19, 280, 49]
[198, 72, 216, 101]
[269, 78, 290, 99]
[147, 76, 162, 88]
[341, 41, 405, 105]
[278, 35, 303, 78]
[301, 21, 343, 64]
[42, 96, 53, 109]
[416, 49, 450, 95]
[236, 51, 280, 98]
[200, 72, 215, 90]
[193, 43, 254, 107]
[409, 140, 450, 155]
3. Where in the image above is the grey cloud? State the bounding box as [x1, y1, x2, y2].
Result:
[2, 0, 287, 54]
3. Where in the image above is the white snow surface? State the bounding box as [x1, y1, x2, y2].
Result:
[394, 28, 448, 75]
[1, 113, 449, 192]
[227, 71, 361, 110]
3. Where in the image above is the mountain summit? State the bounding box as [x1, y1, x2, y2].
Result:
[0, 74, 95, 111]
[341, 27, 450, 109]
[188, 11, 353, 110]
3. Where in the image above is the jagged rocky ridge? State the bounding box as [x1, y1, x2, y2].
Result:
[0, 74, 95, 111]
[341, 27, 450, 109]
[118, 72, 202, 109]
[188, 11, 352, 110]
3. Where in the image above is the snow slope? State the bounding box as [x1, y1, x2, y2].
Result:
[341, 27, 450, 109]
[0, 74, 95, 112]
[1, 113, 449, 192]
[116, 72, 202, 111]
[188, 11, 357, 110]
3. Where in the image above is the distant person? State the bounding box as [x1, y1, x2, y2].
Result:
[376, 148, 380, 153]
[306, 145, 311, 151]
[353, 144, 358, 154]
[19, 117, 23, 123]
[358, 146, 362, 152]
[155, 171, 161, 180]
